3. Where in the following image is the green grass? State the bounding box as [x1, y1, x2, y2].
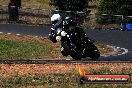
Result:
[0, 38, 113, 60]
[0, 34, 114, 60]
[0, 39, 52, 60]
[0, 68, 131, 88]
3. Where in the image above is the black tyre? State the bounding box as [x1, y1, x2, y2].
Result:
[70, 54, 82, 60]
[90, 50, 100, 60]
[86, 42, 100, 60]
[69, 44, 82, 60]
[62, 41, 82, 60]
[61, 48, 69, 56]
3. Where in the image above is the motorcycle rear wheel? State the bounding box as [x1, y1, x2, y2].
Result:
[70, 54, 82, 60]
[85, 42, 100, 60]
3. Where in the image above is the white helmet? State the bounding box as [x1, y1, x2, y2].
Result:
[51, 14, 61, 25]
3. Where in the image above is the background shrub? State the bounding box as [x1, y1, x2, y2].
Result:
[96, 0, 132, 25]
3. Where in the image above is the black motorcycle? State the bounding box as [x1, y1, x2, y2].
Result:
[49, 21, 100, 60]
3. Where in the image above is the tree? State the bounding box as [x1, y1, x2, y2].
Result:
[49, 0, 89, 24]
[50, 0, 88, 11]
[96, 0, 132, 24]
[97, 0, 132, 15]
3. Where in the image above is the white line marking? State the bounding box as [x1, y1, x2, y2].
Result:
[16, 34, 20, 36]
[101, 45, 128, 57]
[0, 32, 3, 34]
[7, 33, 11, 35]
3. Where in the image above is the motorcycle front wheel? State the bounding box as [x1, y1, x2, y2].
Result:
[70, 53, 82, 60]
[62, 41, 82, 60]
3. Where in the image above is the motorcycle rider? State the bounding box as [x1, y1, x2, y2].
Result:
[49, 14, 89, 56]
[49, 14, 100, 59]
[49, 13, 63, 43]
[49, 13, 71, 56]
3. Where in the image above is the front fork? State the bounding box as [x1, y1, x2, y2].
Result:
[60, 40, 70, 56]
[61, 37, 84, 57]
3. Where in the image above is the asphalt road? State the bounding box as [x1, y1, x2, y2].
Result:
[0, 24, 131, 61]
